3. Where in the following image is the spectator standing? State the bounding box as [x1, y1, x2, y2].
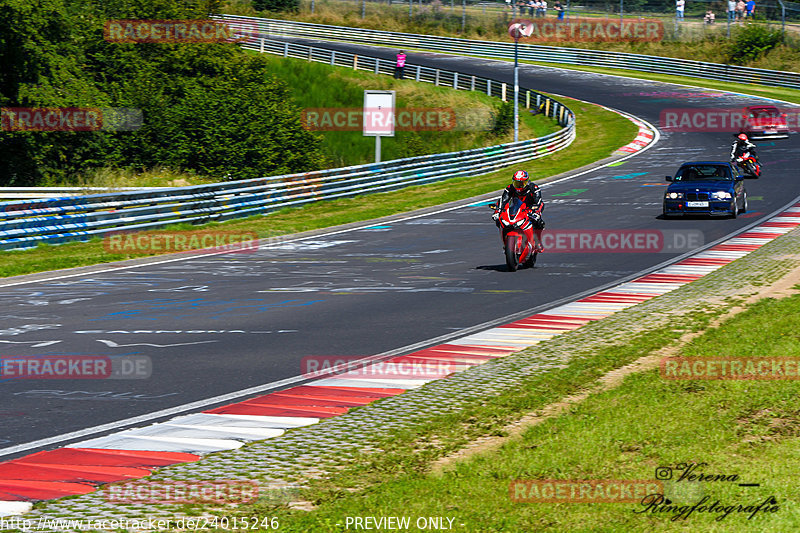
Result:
[704, 9, 715, 23]
[727, 0, 736, 22]
[676, 0, 685, 20]
[745, 0, 755, 18]
[395, 50, 406, 79]
[541, 0, 547, 17]
[528, 0, 535, 16]
[554, 0, 564, 19]
[736, 0, 745, 21]
[518, 0, 526, 15]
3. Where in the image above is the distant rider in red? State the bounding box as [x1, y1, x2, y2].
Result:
[492, 170, 545, 251]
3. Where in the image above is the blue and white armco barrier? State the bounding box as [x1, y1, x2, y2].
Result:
[0, 41, 574, 251]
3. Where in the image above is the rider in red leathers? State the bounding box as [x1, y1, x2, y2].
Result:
[492, 170, 545, 251]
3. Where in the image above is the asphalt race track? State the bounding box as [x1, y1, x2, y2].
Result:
[2, 43, 800, 460]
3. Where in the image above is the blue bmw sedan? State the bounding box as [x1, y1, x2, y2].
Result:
[663, 161, 747, 218]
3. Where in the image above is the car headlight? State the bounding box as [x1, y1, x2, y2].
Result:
[666, 192, 683, 199]
[712, 191, 732, 199]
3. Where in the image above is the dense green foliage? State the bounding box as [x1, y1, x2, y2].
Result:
[726, 23, 785, 65]
[0, 0, 325, 185]
[252, 0, 300, 13]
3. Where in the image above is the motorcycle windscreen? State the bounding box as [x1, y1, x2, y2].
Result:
[508, 197, 524, 218]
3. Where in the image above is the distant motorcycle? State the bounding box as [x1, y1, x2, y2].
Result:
[490, 197, 538, 272]
[733, 151, 761, 178]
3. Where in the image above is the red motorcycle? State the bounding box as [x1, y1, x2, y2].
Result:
[733, 151, 761, 178]
[491, 197, 538, 272]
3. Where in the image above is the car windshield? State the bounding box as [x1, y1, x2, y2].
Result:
[675, 165, 731, 181]
[748, 107, 780, 118]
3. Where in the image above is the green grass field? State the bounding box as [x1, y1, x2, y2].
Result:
[253, 53, 559, 168]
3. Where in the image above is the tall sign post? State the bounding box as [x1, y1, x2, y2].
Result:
[508, 21, 533, 143]
[363, 90, 396, 163]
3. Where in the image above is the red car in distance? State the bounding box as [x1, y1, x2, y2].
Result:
[742, 105, 790, 140]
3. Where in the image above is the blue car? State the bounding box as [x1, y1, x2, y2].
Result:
[663, 161, 747, 218]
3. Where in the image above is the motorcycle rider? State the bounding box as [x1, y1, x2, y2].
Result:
[730, 132, 759, 172]
[492, 170, 545, 252]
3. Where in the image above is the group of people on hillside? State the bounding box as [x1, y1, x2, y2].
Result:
[512, 0, 565, 19]
[684, 0, 757, 24]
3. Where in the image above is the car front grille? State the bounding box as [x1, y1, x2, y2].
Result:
[686, 192, 709, 201]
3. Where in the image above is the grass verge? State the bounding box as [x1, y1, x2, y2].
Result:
[231, 281, 800, 532]
[0, 95, 636, 279]
[250, 53, 558, 169]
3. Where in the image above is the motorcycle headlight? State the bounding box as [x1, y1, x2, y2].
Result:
[712, 191, 732, 199]
[666, 192, 683, 199]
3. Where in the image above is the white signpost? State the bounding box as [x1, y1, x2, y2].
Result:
[508, 21, 534, 143]
[363, 90, 396, 163]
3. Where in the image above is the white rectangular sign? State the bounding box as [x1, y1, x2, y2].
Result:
[363, 90, 395, 137]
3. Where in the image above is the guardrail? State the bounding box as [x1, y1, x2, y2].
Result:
[0, 41, 574, 251]
[0, 187, 159, 199]
[219, 14, 800, 90]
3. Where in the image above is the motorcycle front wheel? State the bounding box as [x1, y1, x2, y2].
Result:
[505, 235, 519, 272]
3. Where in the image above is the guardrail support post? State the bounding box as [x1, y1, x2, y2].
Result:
[260, 38, 264, 53]
[375, 58, 380, 74]
[453, 72, 458, 89]
[283, 42, 289, 57]
[487, 80, 491, 96]
[416, 65, 421, 81]
[307, 47, 312, 62]
[471, 75, 475, 91]
[331, 50, 336, 66]
[501, 83, 507, 102]
[435, 69, 440, 86]
[526, 91, 530, 108]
